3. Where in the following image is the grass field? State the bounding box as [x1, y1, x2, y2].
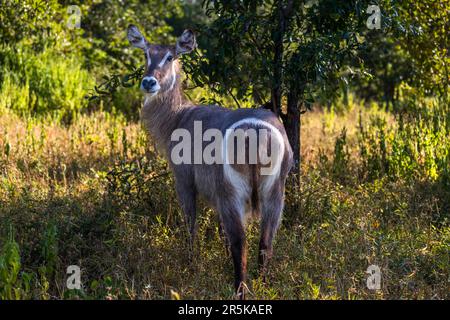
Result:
[0, 101, 448, 299]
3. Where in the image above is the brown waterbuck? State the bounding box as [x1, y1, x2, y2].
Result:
[127, 25, 293, 298]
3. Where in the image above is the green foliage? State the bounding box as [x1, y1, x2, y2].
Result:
[0, 0, 61, 48]
[106, 155, 177, 216]
[86, 65, 144, 118]
[351, 1, 450, 108]
[394, 2, 450, 98]
[358, 101, 450, 184]
[0, 229, 32, 299]
[185, 0, 374, 107]
[80, 0, 183, 69]
[40, 223, 59, 279]
[358, 112, 389, 180]
[332, 127, 350, 181]
[0, 45, 93, 121]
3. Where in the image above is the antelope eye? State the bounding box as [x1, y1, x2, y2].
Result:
[166, 55, 173, 62]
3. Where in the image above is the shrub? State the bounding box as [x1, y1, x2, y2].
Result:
[358, 100, 449, 183]
[0, 45, 93, 122]
[0, 230, 33, 299]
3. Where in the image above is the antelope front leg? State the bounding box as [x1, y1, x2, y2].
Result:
[175, 182, 197, 257]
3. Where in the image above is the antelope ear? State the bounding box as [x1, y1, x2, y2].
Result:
[127, 24, 147, 50]
[176, 29, 197, 55]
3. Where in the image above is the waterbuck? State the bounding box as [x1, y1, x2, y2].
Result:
[127, 25, 293, 298]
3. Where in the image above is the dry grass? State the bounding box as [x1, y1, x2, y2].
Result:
[0, 104, 448, 300]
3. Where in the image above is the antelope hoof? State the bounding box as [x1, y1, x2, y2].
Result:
[235, 282, 248, 300]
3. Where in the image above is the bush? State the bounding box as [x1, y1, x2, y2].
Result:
[0, 45, 93, 121]
[0, 231, 33, 300]
[358, 100, 449, 184]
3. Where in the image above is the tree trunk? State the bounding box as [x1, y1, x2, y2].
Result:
[270, 1, 286, 115]
[285, 90, 301, 183]
[280, 89, 301, 220]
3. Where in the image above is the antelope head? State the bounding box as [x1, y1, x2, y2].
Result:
[127, 24, 196, 96]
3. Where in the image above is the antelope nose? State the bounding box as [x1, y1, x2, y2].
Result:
[142, 77, 157, 90]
